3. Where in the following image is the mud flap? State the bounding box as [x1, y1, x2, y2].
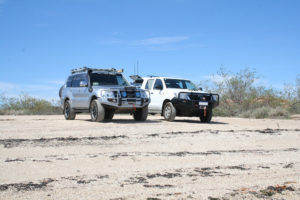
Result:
[133, 104, 136, 111]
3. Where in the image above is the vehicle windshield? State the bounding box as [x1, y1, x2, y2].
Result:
[164, 79, 198, 90]
[91, 73, 129, 86]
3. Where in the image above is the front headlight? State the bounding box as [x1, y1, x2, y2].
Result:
[141, 91, 149, 98]
[101, 90, 115, 98]
[179, 93, 190, 100]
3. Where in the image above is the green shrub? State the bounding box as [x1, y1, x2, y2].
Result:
[252, 107, 270, 119]
[198, 67, 299, 119]
[0, 94, 62, 115]
[238, 110, 252, 118]
[238, 107, 290, 119]
[269, 107, 289, 118]
[289, 102, 300, 114]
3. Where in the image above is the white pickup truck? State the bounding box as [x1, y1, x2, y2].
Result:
[131, 76, 219, 122]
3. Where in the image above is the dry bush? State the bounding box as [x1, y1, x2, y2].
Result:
[201, 68, 300, 119]
[0, 94, 62, 115]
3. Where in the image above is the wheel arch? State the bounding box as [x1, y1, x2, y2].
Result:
[161, 99, 171, 116]
[64, 97, 70, 104]
[89, 95, 98, 110]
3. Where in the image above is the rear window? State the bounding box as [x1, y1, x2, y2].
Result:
[66, 76, 73, 87]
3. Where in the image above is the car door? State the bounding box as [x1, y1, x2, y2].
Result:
[80, 74, 90, 109]
[71, 74, 80, 108]
[149, 79, 165, 112]
[144, 79, 155, 110]
[77, 74, 90, 109]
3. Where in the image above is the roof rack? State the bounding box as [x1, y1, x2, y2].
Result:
[147, 75, 159, 78]
[71, 67, 124, 74]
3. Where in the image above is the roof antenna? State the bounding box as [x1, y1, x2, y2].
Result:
[137, 60, 139, 75]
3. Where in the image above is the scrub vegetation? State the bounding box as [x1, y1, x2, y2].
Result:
[0, 94, 61, 115]
[1, 67, 300, 118]
[199, 67, 300, 118]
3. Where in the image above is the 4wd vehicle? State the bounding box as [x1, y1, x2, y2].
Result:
[133, 76, 219, 123]
[59, 67, 150, 122]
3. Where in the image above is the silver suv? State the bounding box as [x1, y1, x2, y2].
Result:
[59, 67, 150, 122]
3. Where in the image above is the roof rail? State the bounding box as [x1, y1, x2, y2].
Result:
[71, 67, 124, 74]
[147, 75, 159, 78]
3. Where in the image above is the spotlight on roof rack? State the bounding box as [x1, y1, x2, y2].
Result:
[71, 67, 124, 74]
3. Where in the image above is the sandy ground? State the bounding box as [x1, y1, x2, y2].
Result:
[0, 114, 300, 200]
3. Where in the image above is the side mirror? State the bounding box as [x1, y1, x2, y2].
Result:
[80, 81, 88, 87]
[199, 87, 203, 91]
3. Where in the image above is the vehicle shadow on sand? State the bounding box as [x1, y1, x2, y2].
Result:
[80, 119, 162, 124]
[165, 119, 228, 125]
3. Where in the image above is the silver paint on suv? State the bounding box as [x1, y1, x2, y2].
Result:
[59, 67, 150, 122]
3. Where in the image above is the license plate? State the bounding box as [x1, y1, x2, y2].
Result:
[199, 101, 208, 106]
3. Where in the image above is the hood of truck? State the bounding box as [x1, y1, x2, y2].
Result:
[165, 88, 208, 94]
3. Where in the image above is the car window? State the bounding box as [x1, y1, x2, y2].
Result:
[71, 74, 82, 87]
[164, 79, 197, 90]
[185, 81, 197, 90]
[66, 76, 73, 87]
[153, 79, 163, 90]
[80, 74, 88, 82]
[116, 75, 128, 86]
[145, 79, 154, 90]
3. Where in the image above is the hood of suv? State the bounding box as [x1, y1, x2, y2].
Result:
[92, 85, 139, 90]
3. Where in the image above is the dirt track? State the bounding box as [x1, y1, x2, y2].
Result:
[0, 115, 300, 200]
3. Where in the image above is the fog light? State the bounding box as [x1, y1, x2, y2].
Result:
[121, 91, 127, 98]
[136, 92, 141, 98]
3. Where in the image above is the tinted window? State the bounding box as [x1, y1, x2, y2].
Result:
[66, 76, 73, 87]
[90, 73, 129, 86]
[164, 79, 197, 90]
[81, 74, 88, 82]
[71, 74, 88, 87]
[145, 79, 154, 90]
[153, 79, 163, 90]
[71, 74, 81, 87]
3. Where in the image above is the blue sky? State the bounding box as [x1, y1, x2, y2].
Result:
[0, 0, 300, 100]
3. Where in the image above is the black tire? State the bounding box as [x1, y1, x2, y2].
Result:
[133, 107, 148, 121]
[90, 99, 105, 122]
[64, 100, 76, 120]
[200, 109, 212, 123]
[163, 102, 176, 121]
[104, 109, 115, 120]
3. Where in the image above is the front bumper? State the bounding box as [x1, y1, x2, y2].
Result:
[100, 89, 150, 109]
[172, 93, 219, 116]
[101, 97, 150, 108]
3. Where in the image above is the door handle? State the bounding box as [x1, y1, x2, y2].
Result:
[150, 92, 154, 94]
